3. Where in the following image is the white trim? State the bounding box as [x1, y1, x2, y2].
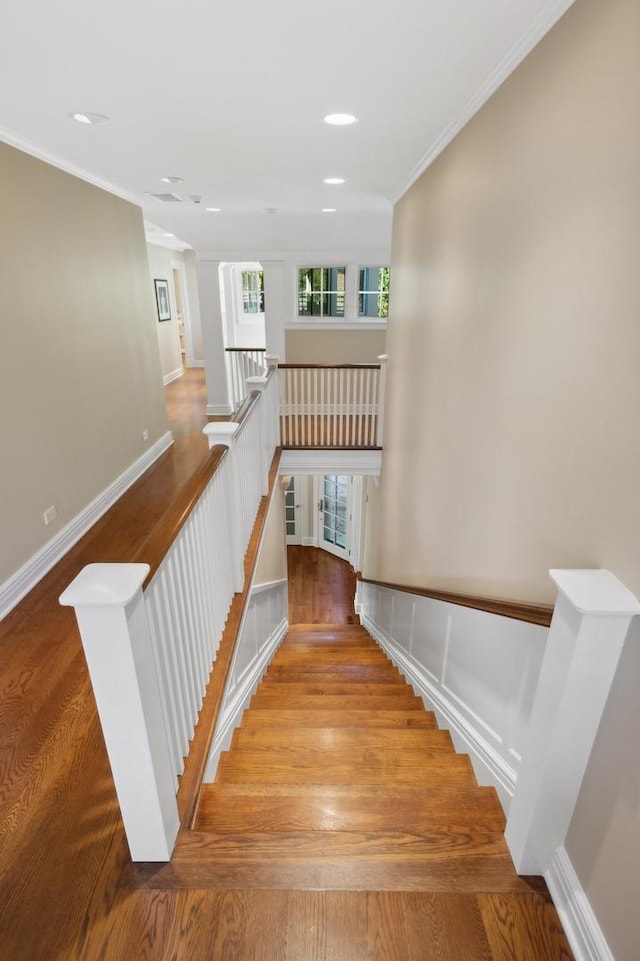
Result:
[0, 127, 142, 206]
[545, 847, 615, 961]
[302, 536, 317, 547]
[361, 611, 517, 802]
[0, 431, 174, 620]
[285, 320, 387, 332]
[206, 402, 233, 415]
[204, 615, 288, 780]
[279, 449, 382, 475]
[187, 359, 205, 368]
[395, 0, 578, 202]
[162, 366, 183, 386]
[251, 578, 286, 595]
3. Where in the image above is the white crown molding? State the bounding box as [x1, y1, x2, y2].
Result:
[0, 126, 143, 207]
[395, 0, 578, 202]
[0, 431, 174, 620]
[545, 847, 615, 961]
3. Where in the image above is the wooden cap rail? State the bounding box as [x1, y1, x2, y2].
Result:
[224, 346, 266, 352]
[358, 575, 553, 627]
[133, 445, 228, 589]
[279, 363, 381, 369]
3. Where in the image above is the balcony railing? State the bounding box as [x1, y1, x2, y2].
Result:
[225, 348, 267, 414]
[279, 360, 386, 448]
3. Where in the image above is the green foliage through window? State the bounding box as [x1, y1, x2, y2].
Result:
[242, 270, 264, 314]
[298, 267, 346, 317]
[358, 266, 390, 318]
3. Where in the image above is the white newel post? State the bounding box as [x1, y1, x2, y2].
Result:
[505, 568, 640, 875]
[376, 354, 388, 447]
[202, 421, 244, 592]
[59, 563, 180, 862]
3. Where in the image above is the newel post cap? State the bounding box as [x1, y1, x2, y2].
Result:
[549, 568, 640, 616]
[59, 563, 150, 607]
[202, 421, 240, 448]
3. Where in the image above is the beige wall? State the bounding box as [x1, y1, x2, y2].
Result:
[367, 0, 640, 954]
[254, 479, 287, 586]
[285, 328, 386, 364]
[147, 244, 183, 383]
[370, 0, 640, 606]
[0, 144, 168, 585]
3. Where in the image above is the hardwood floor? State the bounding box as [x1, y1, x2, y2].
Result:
[287, 545, 357, 624]
[0, 368, 574, 960]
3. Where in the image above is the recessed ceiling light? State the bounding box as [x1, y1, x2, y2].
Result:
[322, 208, 337, 213]
[323, 113, 358, 126]
[161, 176, 184, 184]
[324, 177, 345, 185]
[69, 112, 110, 125]
[163, 232, 175, 237]
[206, 207, 221, 212]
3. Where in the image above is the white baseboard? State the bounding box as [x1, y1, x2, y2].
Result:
[163, 366, 184, 386]
[302, 536, 317, 547]
[206, 402, 233, 415]
[0, 431, 174, 620]
[546, 847, 614, 961]
[361, 612, 517, 806]
[204, 617, 288, 781]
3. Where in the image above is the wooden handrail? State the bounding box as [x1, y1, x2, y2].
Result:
[358, 575, 553, 627]
[179, 449, 283, 828]
[133, 445, 228, 589]
[224, 346, 266, 353]
[279, 363, 381, 369]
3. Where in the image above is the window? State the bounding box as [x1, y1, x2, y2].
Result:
[241, 270, 264, 314]
[298, 267, 345, 318]
[358, 266, 390, 318]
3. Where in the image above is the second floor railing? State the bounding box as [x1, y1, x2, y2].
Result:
[225, 348, 267, 413]
[279, 359, 386, 448]
[60, 365, 280, 862]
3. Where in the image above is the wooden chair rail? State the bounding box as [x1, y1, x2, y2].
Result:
[279, 363, 381, 370]
[133, 445, 228, 589]
[358, 575, 553, 627]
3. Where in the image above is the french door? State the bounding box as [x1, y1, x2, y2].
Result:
[284, 476, 303, 545]
[319, 474, 350, 561]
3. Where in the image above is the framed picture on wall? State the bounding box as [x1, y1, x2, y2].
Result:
[154, 278, 171, 322]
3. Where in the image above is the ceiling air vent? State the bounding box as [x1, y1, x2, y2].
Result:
[148, 192, 185, 203]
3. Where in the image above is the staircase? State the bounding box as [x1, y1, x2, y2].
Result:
[190, 624, 526, 891]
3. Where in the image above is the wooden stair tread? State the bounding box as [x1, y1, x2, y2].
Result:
[249, 694, 425, 710]
[265, 667, 403, 684]
[231, 727, 453, 751]
[239, 709, 438, 728]
[255, 681, 413, 696]
[215, 751, 475, 785]
[195, 785, 506, 833]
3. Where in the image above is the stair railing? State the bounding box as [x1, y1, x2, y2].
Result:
[356, 570, 640, 878]
[225, 347, 267, 413]
[59, 364, 280, 862]
[279, 356, 386, 447]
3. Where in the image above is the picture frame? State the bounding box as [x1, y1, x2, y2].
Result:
[154, 278, 171, 322]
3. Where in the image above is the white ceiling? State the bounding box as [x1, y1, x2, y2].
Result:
[1, 0, 575, 256]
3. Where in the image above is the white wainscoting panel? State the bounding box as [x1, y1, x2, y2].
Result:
[356, 581, 547, 810]
[204, 579, 288, 781]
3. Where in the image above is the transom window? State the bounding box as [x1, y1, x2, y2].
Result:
[358, 266, 390, 318]
[241, 270, 264, 314]
[298, 267, 346, 318]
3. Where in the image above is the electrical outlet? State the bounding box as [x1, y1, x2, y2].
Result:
[43, 505, 58, 526]
[142, 429, 149, 442]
